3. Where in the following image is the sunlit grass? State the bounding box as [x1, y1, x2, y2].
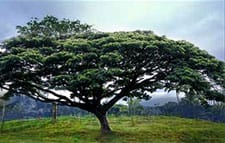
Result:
[0, 116, 224, 143]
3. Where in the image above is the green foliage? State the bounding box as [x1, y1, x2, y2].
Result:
[1, 28, 225, 105]
[16, 16, 92, 39]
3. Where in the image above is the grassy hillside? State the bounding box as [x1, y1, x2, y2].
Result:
[0, 116, 224, 143]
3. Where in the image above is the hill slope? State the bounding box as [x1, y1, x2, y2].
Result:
[0, 116, 224, 143]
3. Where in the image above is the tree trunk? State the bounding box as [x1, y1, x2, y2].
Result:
[1, 102, 5, 132]
[94, 111, 111, 133]
[52, 102, 57, 122]
[176, 91, 180, 103]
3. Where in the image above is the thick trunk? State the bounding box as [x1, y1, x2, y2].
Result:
[94, 111, 111, 133]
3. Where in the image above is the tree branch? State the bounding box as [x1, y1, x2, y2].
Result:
[0, 83, 94, 112]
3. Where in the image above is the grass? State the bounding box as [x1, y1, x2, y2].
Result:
[0, 115, 224, 143]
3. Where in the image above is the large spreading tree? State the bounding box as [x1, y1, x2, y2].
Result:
[0, 16, 225, 133]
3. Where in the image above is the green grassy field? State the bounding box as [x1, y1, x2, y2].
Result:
[0, 116, 224, 143]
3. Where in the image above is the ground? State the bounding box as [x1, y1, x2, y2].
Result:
[0, 116, 224, 143]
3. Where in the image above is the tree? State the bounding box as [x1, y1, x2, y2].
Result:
[0, 88, 9, 132]
[52, 102, 57, 122]
[0, 16, 225, 133]
[0, 99, 6, 132]
[127, 97, 143, 116]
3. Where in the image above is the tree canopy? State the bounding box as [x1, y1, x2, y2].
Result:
[0, 16, 225, 132]
[16, 15, 92, 39]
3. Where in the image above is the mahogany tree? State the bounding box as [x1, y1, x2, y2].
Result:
[0, 16, 225, 133]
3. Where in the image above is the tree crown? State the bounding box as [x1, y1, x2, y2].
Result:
[0, 17, 225, 112]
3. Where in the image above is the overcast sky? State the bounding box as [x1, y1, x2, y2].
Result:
[0, 0, 224, 61]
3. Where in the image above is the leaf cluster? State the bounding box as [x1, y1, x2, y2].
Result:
[16, 16, 92, 39]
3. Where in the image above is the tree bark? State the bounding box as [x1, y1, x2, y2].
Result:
[1, 102, 5, 132]
[94, 111, 111, 133]
[52, 102, 57, 122]
[176, 91, 180, 103]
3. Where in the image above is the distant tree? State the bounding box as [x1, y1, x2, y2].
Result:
[0, 99, 6, 132]
[0, 88, 10, 132]
[109, 104, 128, 116]
[209, 103, 225, 121]
[176, 91, 180, 103]
[160, 102, 179, 115]
[127, 97, 143, 116]
[52, 102, 57, 122]
[0, 16, 225, 133]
